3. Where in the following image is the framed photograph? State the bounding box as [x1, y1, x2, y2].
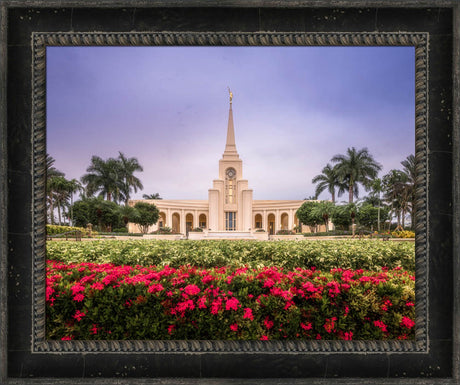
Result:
[1, 1, 459, 383]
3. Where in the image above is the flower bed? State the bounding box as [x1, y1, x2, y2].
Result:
[46, 261, 415, 341]
[46, 239, 415, 271]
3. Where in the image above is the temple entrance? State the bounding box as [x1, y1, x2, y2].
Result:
[254, 214, 262, 229]
[186, 213, 193, 235]
[281, 213, 289, 230]
[268, 214, 275, 235]
[172, 213, 180, 233]
[199, 214, 207, 229]
[225, 212, 236, 231]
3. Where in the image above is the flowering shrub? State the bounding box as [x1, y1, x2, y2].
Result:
[47, 239, 415, 271]
[46, 224, 96, 236]
[391, 230, 415, 238]
[46, 261, 415, 341]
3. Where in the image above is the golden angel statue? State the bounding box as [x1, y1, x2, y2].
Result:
[227, 87, 233, 102]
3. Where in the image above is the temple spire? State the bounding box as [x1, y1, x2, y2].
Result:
[223, 88, 239, 159]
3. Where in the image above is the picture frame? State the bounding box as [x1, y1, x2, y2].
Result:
[1, 1, 459, 383]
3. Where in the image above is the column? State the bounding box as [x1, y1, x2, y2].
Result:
[167, 209, 171, 229]
[180, 209, 185, 234]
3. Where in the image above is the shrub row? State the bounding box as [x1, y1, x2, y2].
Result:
[46, 239, 415, 271]
[46, 261, 415, 341]
[46, 224, 96, 236]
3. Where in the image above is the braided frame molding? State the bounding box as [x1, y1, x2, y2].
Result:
[32, 31, 428, 353]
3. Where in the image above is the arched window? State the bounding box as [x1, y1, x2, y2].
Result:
[225, 168, 237, 204]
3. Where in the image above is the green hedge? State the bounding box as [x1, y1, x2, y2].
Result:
[46, 224, 96, 236]
[46, 239, 415, 271]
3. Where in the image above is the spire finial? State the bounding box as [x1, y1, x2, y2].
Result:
[227, 86, 233, 104]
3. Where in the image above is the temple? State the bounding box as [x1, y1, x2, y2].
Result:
[128, 92, 327, 238]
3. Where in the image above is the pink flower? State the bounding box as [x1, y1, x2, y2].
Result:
[406, 302, 415, 307]
[184, 284, 200, 296]
[230, 323, 238, 332]
[148, 283, 164, 294]
[61, 336, 73, 340]
[91, 282, 104, 290]
[211, 298, 223, 315]
[168, 324, 175, 335]
[323, 317, 337, 333]
[197, 296, 207, 309]
[300, 322, 312, 331]
[243, 308, 254, 321]
[90, 324, 98, 335]
[73, 293, 84, 302]
[264, 317, 274, 330]
[225, 297, 240, 311]
[400, 316, 415, 329]
[373, 320, 388, 333]
[72, 310, 86, 322]
[260, 335, 269, 340]
[70, 283, 85, 295]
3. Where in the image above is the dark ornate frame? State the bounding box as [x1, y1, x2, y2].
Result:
[1, 1, 459, 383]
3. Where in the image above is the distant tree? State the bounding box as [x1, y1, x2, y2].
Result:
[332, 147, 382, 203]
[383, 169, 409, 228]
[46, 154, 64, 179]
[143, 193, 162, 200]
[81, 156, 122, 202]
[71, 197, 123, 231]
[296, 201, 323, 232]
[131, 202, 160, 234]
[312, 163, 346, 203]
[118, 152, 144, 205]
[312, 201, 335, 232]
[356, 203, 390, 231]
[330, 203, 356, 230]
[117, 205, 136, 229]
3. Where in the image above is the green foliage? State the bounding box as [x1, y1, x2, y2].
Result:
[72, 197, 123, 231]
[47, 239, 415, 271]
[296, 202, 323, 228]
[330, 203, 356, 230]
[131, 202, 159, 233]
[46, 224, 95, 236]
[276, 230, 294, 235]
[357, 203, 390, 229]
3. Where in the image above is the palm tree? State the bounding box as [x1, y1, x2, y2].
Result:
[312, 163, 346, 203]
[66, 178, 82, 226]
[46, 154, 64, 178]
[118, 152, 144, 205]
[383, 169, 409, 229]
[143, 193, 162, 200]
[368, 178, 384, 231]
[81, 156, 122, 202]
[332, 147, 382, 203]
[312, 201, 335, 232]
[48, 176, 71, 225]
[401, 154, 416, 228]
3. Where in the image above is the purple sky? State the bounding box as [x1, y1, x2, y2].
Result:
[47, 46, 414, 201]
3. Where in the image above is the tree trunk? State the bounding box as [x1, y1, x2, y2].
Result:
[49, 199, 54, 225]
[57, 202, 61, 226]
[332, 190, 335, 203]
[107, 191, 112, 201]
[348, 181, 353, 203]
[402, 209, 406, 228]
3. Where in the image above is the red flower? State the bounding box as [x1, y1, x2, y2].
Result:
[260, 335, 269, 340]
[400, 316, 415, 329]
[264, 317, 274, 330]
[373, 320, 388, 333]
[300, 322, 312, 331]
[243, 308, 254, 321]
[168, 324, 175, 335]
[72, 310, 86, 322]
[406, 301, 415, 307]
[61, 336, 73, 340]
[225, 297, 240, 311]
[230, 323, 238, 331]
[323, 317, 337, 333]
[91, 282, 104, 290]
[73, 293, 84, 302]
[184, 284, 200, 296]
[148, 283, 164, 294]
